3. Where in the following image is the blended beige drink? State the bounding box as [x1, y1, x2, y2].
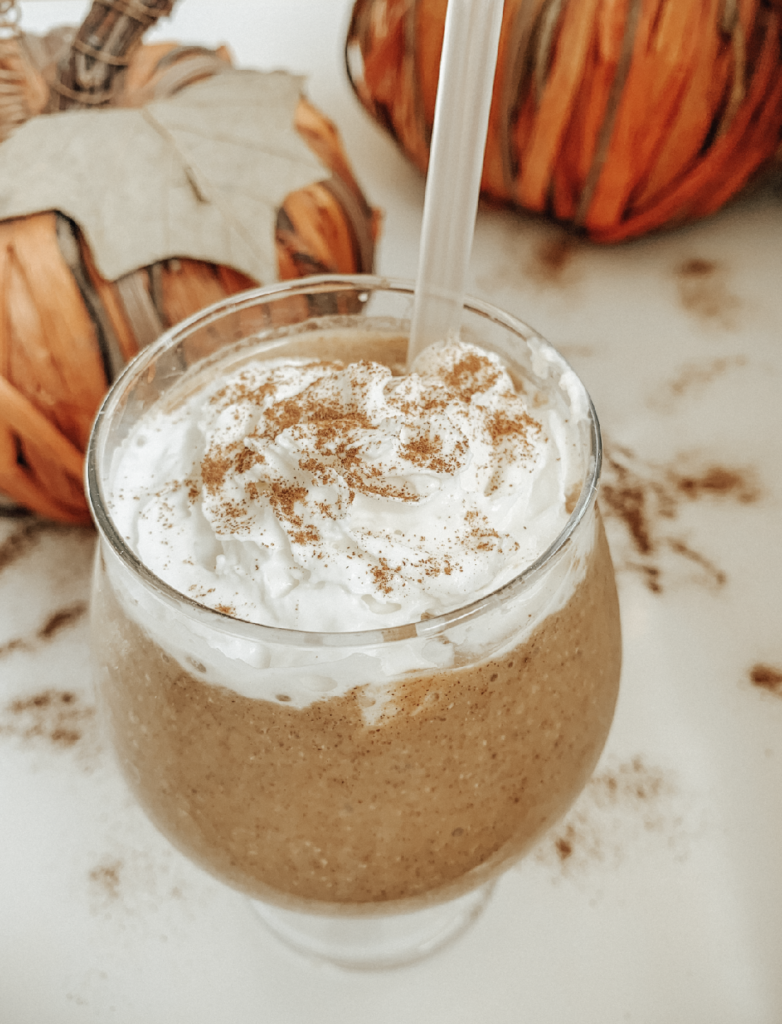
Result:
[88, 278, 620, 954]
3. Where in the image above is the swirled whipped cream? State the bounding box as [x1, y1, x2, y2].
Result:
[110, 339, 582, 631]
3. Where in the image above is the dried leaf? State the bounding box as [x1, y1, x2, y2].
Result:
[0, 69, 327, 284]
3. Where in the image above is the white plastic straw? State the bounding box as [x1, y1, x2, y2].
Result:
[407, 0, 505, 368]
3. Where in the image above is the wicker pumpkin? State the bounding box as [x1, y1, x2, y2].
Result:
[346, 0, 782, 242]
[0, 15, 379, 524]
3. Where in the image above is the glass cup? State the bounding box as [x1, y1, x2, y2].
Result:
[86, 275, 621, 969]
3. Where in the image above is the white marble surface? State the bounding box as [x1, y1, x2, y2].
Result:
[2, 2, 782, 1021]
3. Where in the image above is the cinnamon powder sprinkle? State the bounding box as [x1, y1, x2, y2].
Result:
[370, 558, 398, 595]
[675, 466, 759, 504]
[600, 444, 760, 593]
[441, 351, 500, 400]
[749, 664, 782, 697]
[399, 434, 466, 475]
[168, 347, 553, 614]
[1, 689, 95, 749]
[201, 451, 232, 493]
[0, 602, 88, 659]
[0, 520, 61, 574]
[39, 603, 88, 640]
[270, 483, 308, 522]
[202, 442, 261, 494]
[487, 409, 541, 451]
[537, 757, 684, 876]
[89, 860, 123, 901]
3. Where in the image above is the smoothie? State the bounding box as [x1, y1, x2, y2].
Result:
[89, 289, 621, 915]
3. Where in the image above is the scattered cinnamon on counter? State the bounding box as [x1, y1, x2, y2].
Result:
[38, 603, 88, 640]
[663, 356, 747, 401]
[0, 520, 64, 574]
[0, 689, 95, 749]
[749, 664, 782, 698]
[665, 539, 726, 588]
[0, 602, 87, 658]
[674, 258, 740, 328]
[600, 444, 760, 593]
[674, 466, 760, 504]
[526, 235, 580, 287]
[536, 757, 685, 878]
[89, 860, 123, 902]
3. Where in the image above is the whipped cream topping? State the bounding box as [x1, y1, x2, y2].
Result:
[110, 340, 582, 632]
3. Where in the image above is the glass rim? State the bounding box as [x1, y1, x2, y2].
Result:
[86, 273, 602, 648]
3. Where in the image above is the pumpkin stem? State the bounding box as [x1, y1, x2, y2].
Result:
[46, 0, 177, 112]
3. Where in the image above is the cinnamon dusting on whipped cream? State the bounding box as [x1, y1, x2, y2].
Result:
[110, 339, 580, 631]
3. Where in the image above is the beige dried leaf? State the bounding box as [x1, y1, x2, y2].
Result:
[0, 69, 326, 283]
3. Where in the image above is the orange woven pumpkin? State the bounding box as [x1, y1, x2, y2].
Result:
[347, 0, 782, 242]
[0, 18, 379, 524]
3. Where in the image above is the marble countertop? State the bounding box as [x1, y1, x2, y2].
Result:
[1, 2, 781, 1021]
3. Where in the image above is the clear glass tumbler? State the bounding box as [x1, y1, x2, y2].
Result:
[87, 275, 621, 969]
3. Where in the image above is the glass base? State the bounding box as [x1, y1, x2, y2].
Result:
[251, 884, 493, 970]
